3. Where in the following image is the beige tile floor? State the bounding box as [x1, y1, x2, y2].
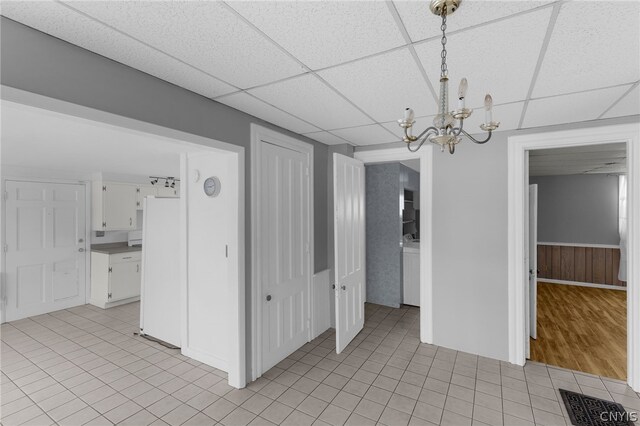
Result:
[2, 302, 640, 426]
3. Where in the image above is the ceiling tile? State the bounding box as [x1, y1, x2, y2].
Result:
[249, 74, 374, 130]
[533, 1, 640, 98]
[523, 86, 630, 128]
[63, 1, 306, 89]
[217, 92, 320, 135]
[331, 124, 400, 146]
[414, 8, 552, 108]
[318, 48, 436, 122]
[228, 1, 405, 70]
[303, 131, 351, 146]
[1, 1, 236, 98]
[603, 85, 640, 119]
[394, 0, 551, 43]
[460, 102, 525, 133]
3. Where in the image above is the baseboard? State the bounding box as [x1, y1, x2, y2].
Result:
[182, 347, 228, 372]
[538, 278, 626, 291]
[89, 296, 141, 309]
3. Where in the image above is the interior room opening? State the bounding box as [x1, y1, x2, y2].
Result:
[526, 142, 628, 380]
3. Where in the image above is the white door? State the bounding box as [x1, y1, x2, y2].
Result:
[528, 184, 538, 342]
[4, 181, 86, 321]
[261, 141, 311, 372]
[333, 154, 365, 354]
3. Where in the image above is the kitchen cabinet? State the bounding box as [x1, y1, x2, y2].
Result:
[403, 246, 420, 306]
[137, 185, 157, 210]
[90, 249, 141, 308]
[92, 181, 137, 230]
[157, 184, 180, 198]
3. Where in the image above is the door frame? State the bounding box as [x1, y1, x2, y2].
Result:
[250, 123, 314, 381]
[1, 85, 246, 388]
[507, 123, 640, 390]
[1, 178, 91, 323]
[353, 145, 434, 344]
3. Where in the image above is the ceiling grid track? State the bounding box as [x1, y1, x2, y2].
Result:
[517, 1, 564, 130]
[597, 80, 640, 120]
[56, 0, 242, 94]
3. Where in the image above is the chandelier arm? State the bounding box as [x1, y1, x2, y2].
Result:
[450, 119, 464, 136]
[407, 128, 439, 152]
[460, 128, 492, 144]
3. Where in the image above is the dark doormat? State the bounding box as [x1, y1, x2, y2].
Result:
[560, 389, 635, 425]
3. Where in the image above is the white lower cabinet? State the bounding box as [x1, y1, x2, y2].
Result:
[403, 248, 420, 307]
[90, 251, 141, 308]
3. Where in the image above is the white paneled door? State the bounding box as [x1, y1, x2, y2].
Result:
[528, 184, 538, 342]
[333, 154, 365, 354]
[260, 141, 311, 372]
[4, 181, 86, 321]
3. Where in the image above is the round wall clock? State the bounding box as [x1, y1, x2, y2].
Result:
[203, 176, 221, 197]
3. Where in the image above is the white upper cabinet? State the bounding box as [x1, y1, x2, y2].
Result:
[157, 183, 180, 198]
[137, 185, 157, 210]
[92, 181, 138, 231]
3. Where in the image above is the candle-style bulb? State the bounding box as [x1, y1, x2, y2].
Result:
[484, 94, 493, 124]
[458, 78, 468, 100]
[484, 94, 493, 111]
[403, 108, 414, 122]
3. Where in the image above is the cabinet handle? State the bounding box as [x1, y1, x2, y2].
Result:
[130, 218, 132, 226]
[136, 264, 139, 273]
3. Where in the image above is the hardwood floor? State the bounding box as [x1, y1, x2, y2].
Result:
[530, 282, 626, 380]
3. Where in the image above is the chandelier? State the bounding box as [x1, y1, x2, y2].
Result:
[397, 0, 499, 154]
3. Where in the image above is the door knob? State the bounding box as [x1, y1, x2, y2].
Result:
[78, 248, 85, 252]
[341, 285, 346, 290]
[266, 295, 272, 301]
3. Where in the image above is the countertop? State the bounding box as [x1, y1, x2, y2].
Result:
[91, 243, 142, 255]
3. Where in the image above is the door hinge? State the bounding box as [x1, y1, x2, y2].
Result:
[225, 245, 228, 258]
[136, 202, 140, 207]
[102, 222, 106, 228]
[3, 244, 8, 253]
[305, 167, 309, 176]
[136, 188, 140, 193]
[108, 267, 112, 273]
[108, 293, 112, 299]
[102, 185, 107, 191]
[3, 191, 8, 201]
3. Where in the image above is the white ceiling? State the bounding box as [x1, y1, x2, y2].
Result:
[529, 142, 627, 176]
[2, 1, 638, 147]
[1, 101, 208, 177]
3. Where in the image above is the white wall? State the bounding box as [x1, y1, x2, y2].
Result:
[356, 114, 640, 362]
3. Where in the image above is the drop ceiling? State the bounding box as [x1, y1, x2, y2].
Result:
[2, 1, 638, 147]
[529, 142, 627, 176]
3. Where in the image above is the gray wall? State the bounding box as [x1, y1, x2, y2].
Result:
[365, 163, 402, 308]
[530, 174, 620, 245]
[356, 114, 639, 362]
[1, 17, 328, 377]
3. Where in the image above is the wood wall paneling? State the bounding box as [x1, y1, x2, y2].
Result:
[574, 247, 586, 282]
[560, 246, 575, 281]
[536, 244, 625, 287]
[593, 248, 606, 284]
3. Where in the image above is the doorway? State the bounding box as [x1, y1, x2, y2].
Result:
[507, 123, 640, 390]
[526, 144, 628, 379]
[1, 86, 246, 389]
[354, 146, 434, 345]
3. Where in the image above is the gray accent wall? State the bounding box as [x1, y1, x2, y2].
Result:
[530, 174, 620, 245]
[366, 163, 403, 308]
[1, 17, 328, 379]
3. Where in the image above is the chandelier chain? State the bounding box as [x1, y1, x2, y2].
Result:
[440, 11, 448, 78]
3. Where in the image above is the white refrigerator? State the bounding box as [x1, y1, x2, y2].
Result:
[139, 196, 181, 347]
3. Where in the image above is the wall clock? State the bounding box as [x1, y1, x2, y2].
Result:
[203, 176, 221, 197]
